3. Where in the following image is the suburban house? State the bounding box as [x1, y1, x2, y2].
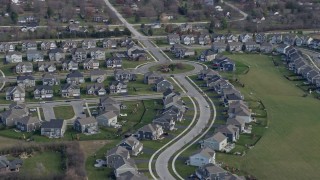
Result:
[131, 49, 147, 60]
[87, 84, 106, 96]
[89, 48, 105, 60]
[6, 51, 23, 63]
[61, 84, 80, 98]
[198, 69, 219, 81]
[226, 34, 238, 42]
[82, 39, 97, 49]
[180, 35, 195, 45]
[119, 136, 143, 156]
[244, 41, 260, 52]
[301, 66, 313, 79]
[195, 164, 227, 180]
[21, 41, 37, 51]
[83, 58, 100, 70]
[38, 62, 57, 72]
[0, 102, 29, 127]
[106, 57, 122, 68]
[277, 44, 290, 54]
[0, 43, 15, 52]
[66, 71, 84, 84]
[15, 62, 33, 74]
[72, 48, 87, 62]
[74, 117, 98, 133]
[96, 111, 118, 127]
[106, 146, 130, 168]
[144, 72, 162, 84]
[15, 116, 41, 132]
[41, 119, 67, 138]
[62, 59, 79, 71]
[17, 75, 35, 87]
[103, 39, 117, 48]
[109, 81, 128, 94]
[48, 48, 65, 61]
[228, 101, 252, 123]
[212, 34, 225, 42]
[27, 50, 44, 62]
[269, 34, 283, 44]
[260, 42, 273, 53]
[255, 33, 267, 43]
[114, 69, 136, 82]
[6, 86, 25, 102]
[62, 40, 77, 52]
[163, 89, 182, 109]
[171, 44, 195, 58]
[198, 34, 211, 45]
[283, 34, 298, 46]
[42, 73, 59, 86]
[40, 41, 57, 50]
[154, 78, 174, 92]
[212, 79, 232, 94]
[34, 85, 53, 99]
[153, 113, 175, 131]
[200, 132, 228, 151]
[0, 156, 23, 173]
[116, 170, 147, 180]
[198, 49, 217, 62]
[188, 147, 216, 167]
[239, 33, 252, 43]
[90, 70, 106, 83]
[226, 117, 246, 132]
[227, 42, 243, 52]
[99, 96, 120, 115]
[167, 34, 180, 45]
[213, 57, 236, 72]
[113, 158, 138, 178]
[214, 125, 240, 142]
[295, 60, 308, 75]
[222, 87, 243, 105]
[307, 70, 320, 84]
[135, 123, 164, 140]
[211, 42, 227, 53]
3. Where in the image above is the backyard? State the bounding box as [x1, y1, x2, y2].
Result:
[53, 106, 75, 120]
[216, 54, 320, 179]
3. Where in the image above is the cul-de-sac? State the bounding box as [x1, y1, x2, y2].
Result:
[0, 0, 320, 180]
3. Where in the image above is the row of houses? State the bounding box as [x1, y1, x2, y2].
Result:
[278, 45, 320, 89]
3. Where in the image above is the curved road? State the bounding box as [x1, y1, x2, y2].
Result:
[102, 1, 215, 179]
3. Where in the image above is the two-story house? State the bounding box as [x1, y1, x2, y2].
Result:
[38, 62, 56, 72]
[27, 50, 44, 62]
[119, 136, 143, 156]
[6, 51, 23, 63]
[48, 48, 65, 62]
[34, 85, 53, 99]
[74, 116, 98, 133]
[83, 58, 99, 70]
[114, 69, 136, 82]
[16, 62, 33, 74]
[66, 71, 84, 84]
[61, 84, 80, 98]
[188, 147, 216, 167]
[135, 123, 164, 140]
[87, 83, 106, 96]
[17, 75, 35, 87]
[41, 119, 67, 138]
[6, 86, 25, 102]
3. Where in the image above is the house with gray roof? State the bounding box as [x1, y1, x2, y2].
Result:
[212, 42, 227, 53]
[27, 50, 44, 62]
[21, 41, 37, 51]
[244, 41, 260, 52]
[41, 119, 67, 138]
[82, 39, 97, 49]
[188, 147, 216, 167]
[72, 48, 87, 62]
[114, 69, 136, 82]
[269, 34, 283, 44]
[106, 57, 122, 68]
[227, 42, 243, 52]
[83, 58, 100, 70]
[114, 158, 138, 178]
[61, 84, 80, 98]
[87, 83, 106, 96]
[119, 136, 143, 156]
[66, 71, 84, 84]
[106, 146, 130, 168]
[62, 59, 79, 71]
[15, 116, 41, 132]
[226, 117, 246, 132]
[117, 171, 148, 180]
[74, 116, 98, 133]
[198, 49, 217, 62]
[214, 124, 239, 142]
[99, 96, 120, 114]
[153, 113, 175, 131]
[301, 66, 313, 79]
[103, 39, 117, 48]
[135, 123, 164, 140]
[6, 51, 23, 63]
[0, 156, 23, 173]
[17, 75, 35, 87]
[144, 71, 162, 84]
[48, 48, 65, 61]
[0, 102, 28, 127]
[255, 33, 267, 43]
[34, 85, 53, 99]
[109, 81, 128, 94]
[6, 86, 25, 102]
[163, 89, 181, 109]
[16, 62, 33, 74]
[154, 78, 173, 92]
[90, 69, 106, 83]
[38, 62, 57, 72]
[40, 41, 57, 51]
[167, 34, 180, 45]
[89, 48, 105, 60]
[198, 69, 219, 81]
[200, 132, 228, 151]
[260, 42, 273, 53]
[228, 102, 252, 123]
[96, 111, 118, 127]
[239, 33, 252, 43]
[195, 164, 227, 180]
[0, 43, 15, 52]
[294, 60, 308, 74]
[62, 40, 77, 52]
[42, 73, 59, 86]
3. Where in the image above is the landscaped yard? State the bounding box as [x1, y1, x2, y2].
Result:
[19, 151, 64, 176]
[214, 54, 320, 179]
[149, 63, 195, 74]
[53, 105, 75, 120]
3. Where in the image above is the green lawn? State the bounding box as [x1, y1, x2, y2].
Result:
[53, 105, 75, 120]
[149, 63, 195, 74]
[122, 59, 151, 69]
[126, 74, 158, 95]
[19, 151, 63, 176]
[215, 54, 320, 179]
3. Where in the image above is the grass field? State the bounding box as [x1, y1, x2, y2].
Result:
[53, 105, 75, 120]
[215, 54, 320, 179]
[19, 151, 63, 176]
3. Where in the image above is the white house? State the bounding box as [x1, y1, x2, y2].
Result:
[200, 132, 228, 151]
[188, 147, 216, 167]
[96, 111, 118, 127]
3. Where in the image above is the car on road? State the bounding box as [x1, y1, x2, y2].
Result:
[40, 101, 45, 104]
[205, 105, 209, 108]
[65, 100, 71, 102]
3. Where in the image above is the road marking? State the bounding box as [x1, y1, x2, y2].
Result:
[36, 107, 42, 121]
[170, 77, 186, 93]
[85, 102, 92, 117]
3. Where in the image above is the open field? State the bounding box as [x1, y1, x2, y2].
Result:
[53, 105, 75, 120]
[215, 54, 320, 179]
